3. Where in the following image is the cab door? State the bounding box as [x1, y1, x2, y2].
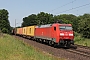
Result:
[51, 26, 57, 42]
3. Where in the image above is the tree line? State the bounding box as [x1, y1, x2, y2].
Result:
[22, 12, 90, 38]
[0, 9, 11, 34]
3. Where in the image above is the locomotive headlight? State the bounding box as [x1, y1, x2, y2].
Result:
[69, 34, 73, 36]
[60, 33, 64, 36]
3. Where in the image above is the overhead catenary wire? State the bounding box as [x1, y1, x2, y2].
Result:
[56, 3, 90, 14]
[49, 0, 77, 12]
[73, 5, 90, 16]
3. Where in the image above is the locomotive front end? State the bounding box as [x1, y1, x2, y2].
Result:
[59, 24, 74, 47]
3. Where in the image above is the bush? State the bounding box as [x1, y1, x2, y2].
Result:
[74, 32, 79, 37]
[0, 30, 2, 33]
[1, 28, 8, 33]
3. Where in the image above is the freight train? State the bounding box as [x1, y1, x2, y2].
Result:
[12, 23, 74, 47]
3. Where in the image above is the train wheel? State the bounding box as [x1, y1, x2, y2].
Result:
[42, 39, 45, 44]
[36, 38, 39, 42]
[51, 41, 54, 47]
[48, 41, 54, 46]
[39, 39, 43, 43]
[49, 41, 52, 46]
[45, 40, 49, 45]
[54, 43, 58, 48]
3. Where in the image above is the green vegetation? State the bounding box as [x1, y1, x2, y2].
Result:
[74, 32, 90, 47]
[0, 9, 11, 34]
[0, 34, 64, 60]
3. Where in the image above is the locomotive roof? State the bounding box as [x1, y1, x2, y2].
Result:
[59, 24, 72, 26]
[36, 23, 72, 28]
[36, 24, 52, 28]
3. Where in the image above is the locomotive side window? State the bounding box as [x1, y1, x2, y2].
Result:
[60, 26, 72, 30]
[54, 27, 56, 31]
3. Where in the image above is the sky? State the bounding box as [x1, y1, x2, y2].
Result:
[0, 0, 90, 27]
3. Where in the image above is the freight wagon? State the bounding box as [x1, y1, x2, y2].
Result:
[25, 26, 36, 39]
[16, 28, 23, 35]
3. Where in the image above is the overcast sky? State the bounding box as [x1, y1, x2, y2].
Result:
[0, 0, 90, 27]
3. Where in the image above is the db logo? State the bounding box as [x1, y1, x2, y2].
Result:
[65, 34, 68, 36]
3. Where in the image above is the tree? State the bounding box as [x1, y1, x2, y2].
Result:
[53, 14, 78, 31]
[2, 28, 8, 33]
[22, 14, 37, 27]
[37, 12, 53, 25]
[78, 14, 90, 38]
[0, 9, 11, 34]
[22, 12, 54, 26]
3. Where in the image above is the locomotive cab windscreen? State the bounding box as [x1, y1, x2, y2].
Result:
[59, 26, 72, 30]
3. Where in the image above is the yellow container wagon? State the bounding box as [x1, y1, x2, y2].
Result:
[22, 27, 27, 35]
[26, 26, 36, 37]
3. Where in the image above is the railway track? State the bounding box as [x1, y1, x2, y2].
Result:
[14, 35, 90, 60]
[75, 44, 90, 49]
[65, 45, 90, 57]
[16, 35, 90, 57]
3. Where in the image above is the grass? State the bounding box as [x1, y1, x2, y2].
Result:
[74, 32, 90, 47]
[0, 34, 64, 60]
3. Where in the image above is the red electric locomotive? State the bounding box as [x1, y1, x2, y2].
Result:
[34, 23, 74, 47]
